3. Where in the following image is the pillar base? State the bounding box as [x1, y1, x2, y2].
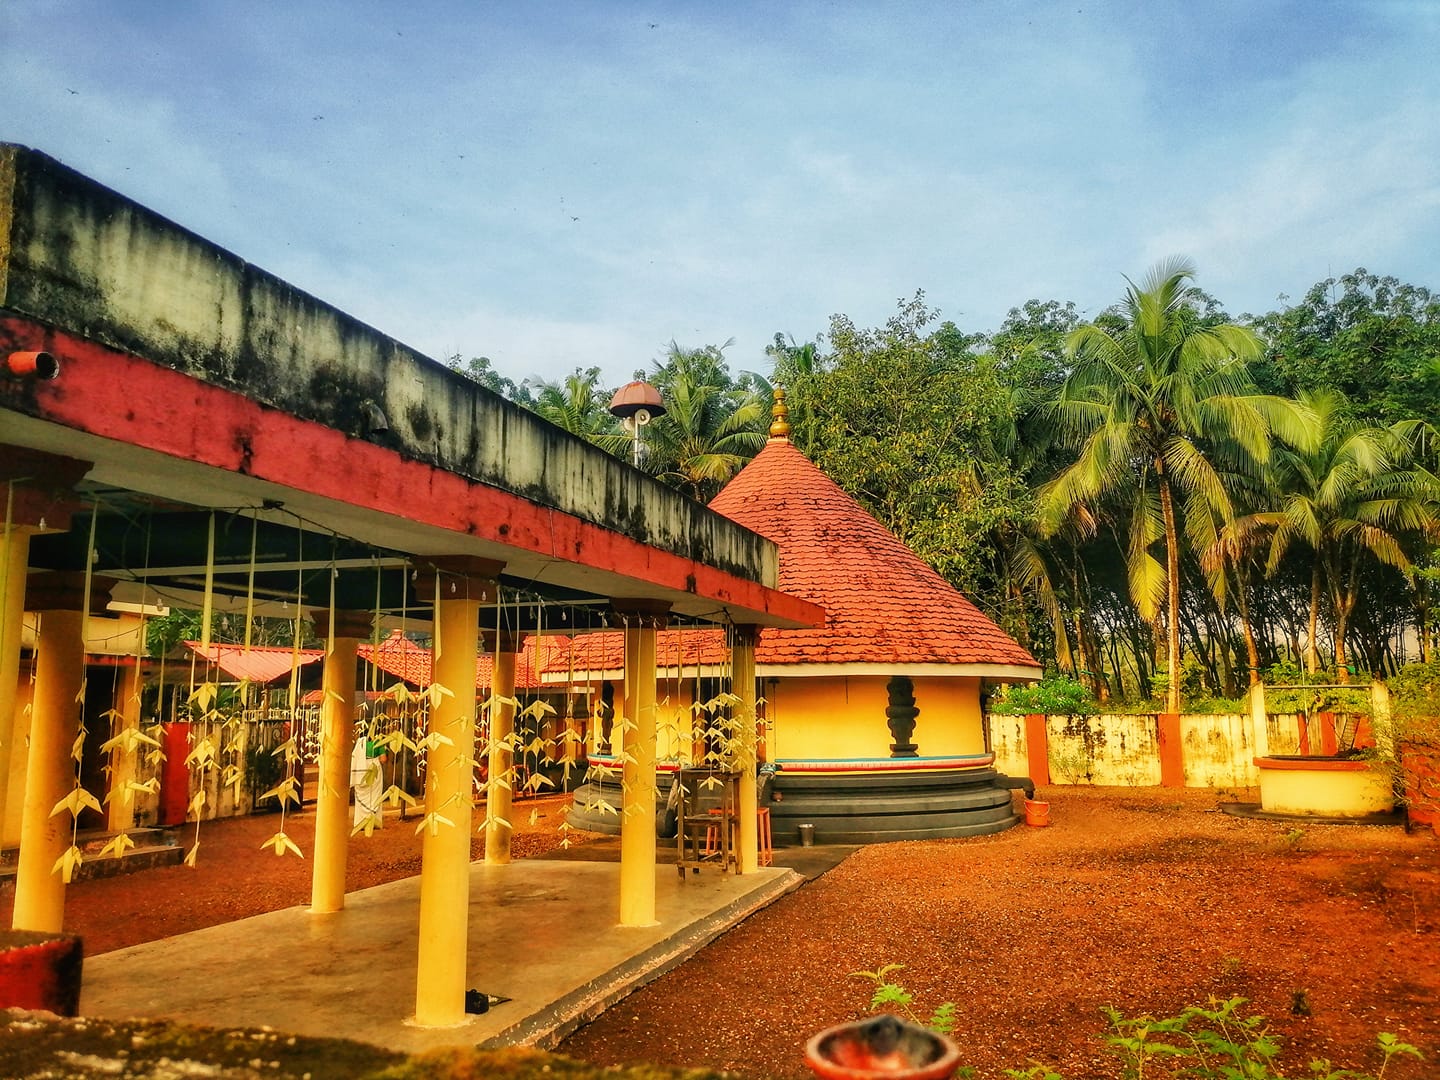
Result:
[0, 930, 83, 1016]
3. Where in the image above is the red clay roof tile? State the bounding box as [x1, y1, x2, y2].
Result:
[707, 438, 1039, 669]
[539, 438, 1040, 674]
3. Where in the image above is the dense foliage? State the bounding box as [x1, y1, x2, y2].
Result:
[453, 263, 1440, 709]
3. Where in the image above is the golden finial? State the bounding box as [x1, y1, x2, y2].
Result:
[769, 385, 792, 440]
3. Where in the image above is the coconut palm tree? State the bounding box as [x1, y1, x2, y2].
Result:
[1255, 391, 1439, 676]
[531, 367, 629, 457]
[1039, 257, 1314, 713]
[646, 369, 768, 501]
[641, 341, 769, 501]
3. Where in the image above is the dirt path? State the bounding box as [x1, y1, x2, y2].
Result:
[559, 787, 1439, 1079]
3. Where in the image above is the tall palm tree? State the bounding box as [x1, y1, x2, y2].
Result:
[1257, 391, 1438, 676]
[1039, 257, 1314, 713]
[641, 341, 769, 501]
[646, 369, 768, 501]
[531, 367, 629, 457]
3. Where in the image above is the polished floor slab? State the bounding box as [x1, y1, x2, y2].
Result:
[82, 859, 805, 1055]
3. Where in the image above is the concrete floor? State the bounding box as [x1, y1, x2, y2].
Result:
[80, 856, 823, 1055]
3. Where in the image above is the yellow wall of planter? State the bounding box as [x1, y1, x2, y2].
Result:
[768, 676, 984, 760]
[1256, 759, 1394, 817]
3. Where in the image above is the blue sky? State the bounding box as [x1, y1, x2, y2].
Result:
[3, 1, 1438, 388]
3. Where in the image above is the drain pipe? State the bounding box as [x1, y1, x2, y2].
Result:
[6, 351, 60, 379]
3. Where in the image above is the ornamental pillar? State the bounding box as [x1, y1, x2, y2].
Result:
[12, 572, 113, 933]
[309, 608, 372, 914]
[0, 451, 88, 849]
[732, 625, 760, 874]
[616, 600, 668, 927]
[412, 558, 497, 1028]
[484, 632, 520, 865]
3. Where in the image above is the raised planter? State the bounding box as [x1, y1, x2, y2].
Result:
[1254, 755, 1395, 820]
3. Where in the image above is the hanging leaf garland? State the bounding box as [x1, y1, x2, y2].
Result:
[49, 504, 103, 883]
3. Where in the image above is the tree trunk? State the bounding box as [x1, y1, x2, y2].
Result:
[1233, 566, 1261, 686]
[1158, 473, 1183, 714]
[1306, 559, 1323, 674]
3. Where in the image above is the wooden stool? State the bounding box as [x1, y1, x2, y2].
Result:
[757, 806, 773, 866]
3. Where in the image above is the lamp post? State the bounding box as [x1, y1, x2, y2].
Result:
[608, 380, 666, 468]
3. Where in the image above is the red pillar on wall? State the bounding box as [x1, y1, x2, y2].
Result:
[1024, 714, 1051, 786]
[1157, 712, 1184, 788]
[158, 722, 191, 826]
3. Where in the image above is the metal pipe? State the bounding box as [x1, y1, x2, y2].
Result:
[6, 351, 60, 379]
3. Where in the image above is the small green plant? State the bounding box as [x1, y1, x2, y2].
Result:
[1101, 996, 1422, 1080]
[851, 963, 957, 1035]
[847, 970, 1422, 1079]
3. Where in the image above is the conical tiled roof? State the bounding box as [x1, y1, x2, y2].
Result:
[708, 436, 1040, 671]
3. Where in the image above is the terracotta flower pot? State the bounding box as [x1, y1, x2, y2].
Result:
[804, 1015, 963, 1080]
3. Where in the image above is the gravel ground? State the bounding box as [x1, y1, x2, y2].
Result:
[4, 787, 1437, 1080]
[560, 787, 1439, 1080]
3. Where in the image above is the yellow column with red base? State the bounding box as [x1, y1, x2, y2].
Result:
[0, 524, 33, 846]
[733, 626, 759, 874]
[12, 573, 112, 933]
[414, 560, 494, 1028]
[309, 610, 370, 914]
[618, 603, 666, 927]
[485, 638, 519, 865]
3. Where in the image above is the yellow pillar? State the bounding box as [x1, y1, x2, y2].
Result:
[309, 610, 369, 914]
[484, 636, 519, 865]
[106, 662, 142, 833]
[413, 559, 494, 1028]
[618, 603, 666, 927]
[12, 573, 111, 933]
[0, 524, 33, 846]
[733, 626, 759, 874]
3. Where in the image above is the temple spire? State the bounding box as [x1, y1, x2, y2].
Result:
[768, 385, 792, 441]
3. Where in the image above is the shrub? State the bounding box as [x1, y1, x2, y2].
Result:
[989, 675, 1099, 716]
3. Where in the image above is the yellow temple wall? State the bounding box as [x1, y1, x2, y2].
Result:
[768, 675, 985, 760]
[594, 677, 700, 763]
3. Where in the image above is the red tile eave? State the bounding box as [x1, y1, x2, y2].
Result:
[0, 317, 823, 631]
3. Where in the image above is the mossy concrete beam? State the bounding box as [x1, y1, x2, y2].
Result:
[0, 144, 774, 589]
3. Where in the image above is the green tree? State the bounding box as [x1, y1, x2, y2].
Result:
[445, 354, 534, 405]
[530, 366, 628, 456]
[797, 293, 1030, 608]
[1040, 258, 1313, 713]
[1250, 269, 1440, 426]
[1252, 391, 1438, 676]
[644, 341, 769, 501]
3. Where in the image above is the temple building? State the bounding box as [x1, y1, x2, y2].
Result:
[564, 392, 1042, 842]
